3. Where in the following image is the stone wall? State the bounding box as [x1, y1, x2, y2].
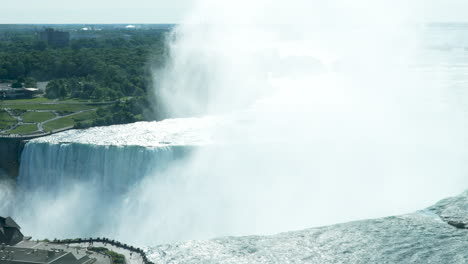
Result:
[0, 136, 39, 180]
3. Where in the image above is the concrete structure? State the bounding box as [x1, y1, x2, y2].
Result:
[0, 245, 94, 264]
[0, 217, 111, 264]
[37, 82, 49, 93]
[0, 217, 152, 264]
[39, 29, 70, 47]
[0, 217, 23, 245]
[0, 87, 40, 99]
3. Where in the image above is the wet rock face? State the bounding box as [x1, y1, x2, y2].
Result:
[0, 138, 22, 179]
[428, 191, 468, 229]
[147, 193, 468, 264]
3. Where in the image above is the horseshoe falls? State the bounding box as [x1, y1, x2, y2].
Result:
[5, 2, 468, 260]
[9, 21, 468, 246]
[18, 143, 191, 193]
[11, 118, 217, 241]
[15, 116, 218, 193]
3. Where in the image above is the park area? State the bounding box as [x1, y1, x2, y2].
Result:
[0, 98, 112, 136]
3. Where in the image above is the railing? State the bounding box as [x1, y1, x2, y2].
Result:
[51, 237, 155, 264]
[0, 126, 74, 139]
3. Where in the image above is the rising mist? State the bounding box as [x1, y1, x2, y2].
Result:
[141, 0, 468, 241]
[3, 0, 468, 246]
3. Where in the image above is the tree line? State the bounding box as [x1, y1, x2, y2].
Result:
[0, 29, 169, 126]
[0, 30, 167, 100]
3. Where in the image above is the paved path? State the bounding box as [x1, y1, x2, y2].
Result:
[15, 241, 112, 264]
[36, 110, 59, 131]
[0, 100, 117, 105]
[2, 108, 31, 133]
[0, 108, 95, 136]
[39, 109, 93, 131]
[0, 97, 128, 136]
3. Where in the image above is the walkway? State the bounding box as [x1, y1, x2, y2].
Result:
[0, 108, 95, 137]
[15, 241, 112, 264]
[68, 242, 144, 264]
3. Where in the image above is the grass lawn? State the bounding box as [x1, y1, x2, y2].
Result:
[72, 110, 97, 121]
[44, 110, 97, 132]
[0, 97, 52, 104]
[3, 103, 97, 113]
[30, 98, 110, 103]
[22, 112, 56, 123]
[0, 97, 112, 104]
[9, 124, 38, 134]
[0, 110, 16, 130]
[0, 97, 115, 134]
[0, 97, 111, 115]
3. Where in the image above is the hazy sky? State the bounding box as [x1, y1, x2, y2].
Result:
[1, 0, 195, 23]
[1, 0, 468, 24]
[423, 0, 468, 22]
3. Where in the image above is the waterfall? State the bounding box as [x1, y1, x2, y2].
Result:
[17, 142, 191, 194]
[11, 136, 196, 241]
[6, 2, 468, 247]
[5, 118, 220, 242]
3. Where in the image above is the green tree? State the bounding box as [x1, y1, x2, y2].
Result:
[46, 80, 65, 99]
[24, 77, 36, 88]
[11, 81, 22, 88]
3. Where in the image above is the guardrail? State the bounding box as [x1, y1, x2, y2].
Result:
[0, 126, 74, 139]
[51, 237, 155, 264]
[0, 133, 51, 139]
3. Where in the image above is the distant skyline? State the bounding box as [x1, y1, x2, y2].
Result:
[2, 0, 195, 24]
[2, 0, 468, 24]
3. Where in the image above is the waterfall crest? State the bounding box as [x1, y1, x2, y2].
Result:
[18, 142, 191, 194]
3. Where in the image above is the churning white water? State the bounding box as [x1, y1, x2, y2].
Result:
[4, 0, 468, 246]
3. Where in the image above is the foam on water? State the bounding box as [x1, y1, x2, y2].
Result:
[29, 116, 219, 147]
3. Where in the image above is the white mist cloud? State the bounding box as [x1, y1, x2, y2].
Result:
[3, 0, 468, 247]
[146, 0, 468, 243]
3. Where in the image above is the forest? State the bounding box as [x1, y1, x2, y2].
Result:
[0, 26, 171, 129]
[0, 28, 167, 100]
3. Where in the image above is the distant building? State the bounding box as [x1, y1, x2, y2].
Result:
[39, 28, 70, 47]
[37, 82, 49, 92]
[0, 216, 24, 245]
[0, 87, 40, 99]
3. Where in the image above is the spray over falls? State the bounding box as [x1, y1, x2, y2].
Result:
[2, 0, 468, 252]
